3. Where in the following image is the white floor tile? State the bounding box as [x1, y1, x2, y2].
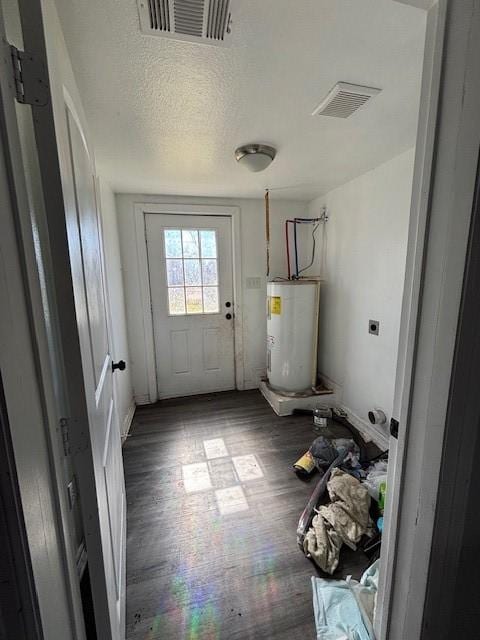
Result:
[232, 454, 264, 482]
[182, 462, 212, 493]
[203, 437, 229, 459]
[215, 486, 249, 515]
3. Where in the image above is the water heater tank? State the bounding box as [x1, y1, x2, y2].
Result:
[267, 280, 320, 393]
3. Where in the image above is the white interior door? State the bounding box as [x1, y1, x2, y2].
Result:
[64, 107, 126, 639]
[146, 213, 236, 398]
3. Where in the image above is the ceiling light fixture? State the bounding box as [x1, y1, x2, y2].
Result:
[235, 144, 277, 172]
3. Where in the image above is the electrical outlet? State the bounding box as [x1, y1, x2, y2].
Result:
[369, 320, 380, 335]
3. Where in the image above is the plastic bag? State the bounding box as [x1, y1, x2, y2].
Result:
[363, 460, 388, 502]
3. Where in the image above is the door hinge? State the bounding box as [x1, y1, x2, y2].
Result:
[60, 417, 70, 456]
[10, 45, 49, 106]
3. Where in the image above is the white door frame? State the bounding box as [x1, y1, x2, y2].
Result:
[0, 83, 83, 640]
[375, 0, 446, 635]
[0, 2, 86, 638]
[377, 0, 480, 637]
[1, 0, 127, 636]
[3, 0, 480, 637]
[134, 203, 245, 402]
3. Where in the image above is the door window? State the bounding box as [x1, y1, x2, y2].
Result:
[164, 229, 220, 315]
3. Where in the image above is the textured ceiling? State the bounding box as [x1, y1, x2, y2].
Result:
[54, 0, 426, 200]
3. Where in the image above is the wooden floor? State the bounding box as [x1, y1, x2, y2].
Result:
[123, 390, 374, 640]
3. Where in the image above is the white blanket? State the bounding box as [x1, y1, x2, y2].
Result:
[303, 469, 373, 574]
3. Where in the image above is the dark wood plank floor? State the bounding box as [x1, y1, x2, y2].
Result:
[123, 390, 375, 640]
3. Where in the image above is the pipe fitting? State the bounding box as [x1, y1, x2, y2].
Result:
[368, 408, 387, 426]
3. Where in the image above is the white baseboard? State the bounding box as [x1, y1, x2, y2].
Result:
[243, 367, 267, 391]
[340, 403, 389, 450]
[316, 373, 390, 450]
[318, 373, 343, 403]
[134, 394, 150, 405]
[121, 402, 136, 444]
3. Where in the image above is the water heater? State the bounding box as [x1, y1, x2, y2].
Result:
[267, 280, 320, 392]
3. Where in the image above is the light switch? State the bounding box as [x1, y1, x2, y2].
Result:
[246, 277, 262, 290]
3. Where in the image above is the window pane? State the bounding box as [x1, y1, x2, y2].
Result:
[202, 259, 218, 285]
[164, 229, 182, 258]
[168, 287, 186, 315]
[182, 230, 199, 258]
[200, 230, 217, 258]
[203, 287, 219, 313]
[184, 259, 202, 286]
[185, 287, 203, 314]
[166, 259, 184, 286]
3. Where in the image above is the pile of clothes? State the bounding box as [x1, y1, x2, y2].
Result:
[297, 436, 388, 575]
[295, 430, 388, 639]
[308, 436, 362, 476]
[303, 467, 374, 574]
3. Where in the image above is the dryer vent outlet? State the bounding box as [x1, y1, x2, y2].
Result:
[369, 320, 380, 336]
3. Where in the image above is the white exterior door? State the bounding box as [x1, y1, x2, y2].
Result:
[146, 213, 236, 398]
[64, 107, 126, 639]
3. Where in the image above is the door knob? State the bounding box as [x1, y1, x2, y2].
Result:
[112, 360, 126, 372]
[225, 313, 232, 320]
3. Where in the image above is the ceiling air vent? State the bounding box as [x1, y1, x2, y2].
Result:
[312, 82, 381, 118]
[137, 0, 232, 46]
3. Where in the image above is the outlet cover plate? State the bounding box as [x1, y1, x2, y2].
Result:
[369, 319, 380, 335]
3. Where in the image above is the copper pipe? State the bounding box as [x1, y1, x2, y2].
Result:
[265, 189, 270, 277]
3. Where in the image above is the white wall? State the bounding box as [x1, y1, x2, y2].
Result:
[116, 194, 307, 402]
[98, 180, 134, 437]
[308, 148, 415, 435]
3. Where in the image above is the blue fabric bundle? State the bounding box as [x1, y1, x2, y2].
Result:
[311, 577, 371, 640]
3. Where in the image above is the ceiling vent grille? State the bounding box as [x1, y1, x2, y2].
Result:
[312, 82, 381, 118]
[138, 0, 232, 45]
